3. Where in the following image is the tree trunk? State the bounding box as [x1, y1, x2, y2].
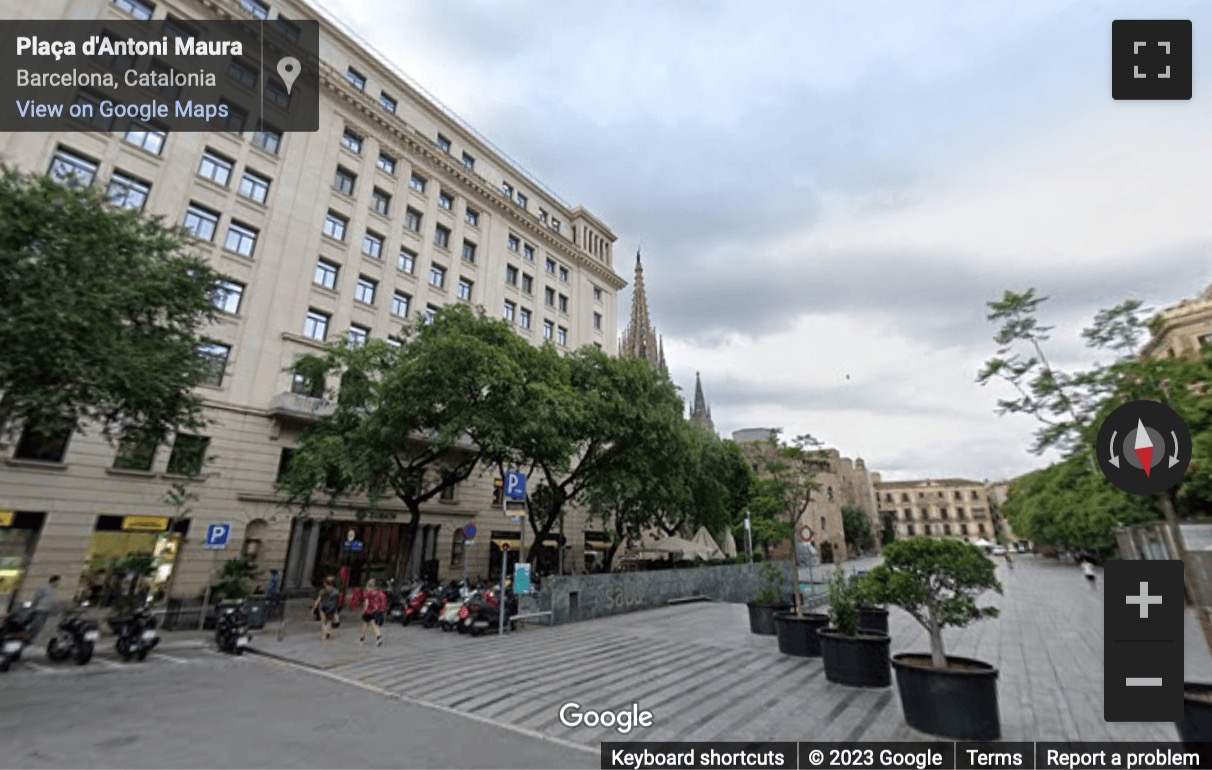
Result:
[928, 620, 946, 667]
[603, 541, 620, 573]
[398, 499, 422, 578]
[1160, 491, 1212, 661]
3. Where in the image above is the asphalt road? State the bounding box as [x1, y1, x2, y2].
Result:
[0, 647, 597, 769]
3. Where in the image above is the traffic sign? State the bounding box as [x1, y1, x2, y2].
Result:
[504, 470, 526, 500]
[799, 525, 814, 543]
[204, 522, 232, 549]
[342, 540, 363, 552]
[501, 542, 511, 551]
[464, 523, 477, 539]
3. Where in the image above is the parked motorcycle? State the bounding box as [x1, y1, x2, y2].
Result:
[107, 600, 159, 662]
[419, 582, 459, 628]
[384, 579, 406, 623]
[438, 581, 472, 632]
[0, 601, 37, 672]
[458, 586, 517, 636]
[400, 581, 436, 626]
[215, 602, 251, 655]
[46, 603, 99, 665]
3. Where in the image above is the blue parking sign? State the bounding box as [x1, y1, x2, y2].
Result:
[205, 522, 231, 549]
[504, 470, 526, 500]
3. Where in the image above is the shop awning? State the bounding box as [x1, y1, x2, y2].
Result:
[583, 540, 613, 550]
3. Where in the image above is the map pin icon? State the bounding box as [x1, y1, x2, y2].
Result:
[277, 56, 301, 95]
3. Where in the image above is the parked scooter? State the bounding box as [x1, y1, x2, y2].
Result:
[438, 581, 472, 632]
[460, 585, 517, 636]
[400, 581, 435, 626]
[0, 601, 37, 672]
[107, 599, 159, 662]
[215, 602, 251, 655]
[46, 603, 99, 665]
[384, 579, 406, 623]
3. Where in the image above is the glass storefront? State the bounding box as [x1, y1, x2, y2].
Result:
[80, 515, 189, 607]
[311, 520, 408, 589]
[0, 511, 46, 612]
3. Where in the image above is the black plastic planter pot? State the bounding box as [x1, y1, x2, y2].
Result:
[892, 653, 1000, 740]
[774, 612, 829, 657]
[747, 602, 790, 635]
[858, 607, 889, 635]
[818, 628, 891, 687]
[1179, 682, 1212, 746]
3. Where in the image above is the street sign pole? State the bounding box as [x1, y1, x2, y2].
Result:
[744, 510, 753, 564]
[499, 546, 508, 636]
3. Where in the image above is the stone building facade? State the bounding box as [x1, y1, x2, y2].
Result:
[872, 476, 1000, 544]
[0, 0, 625, 609]
[1141, 283, 1212, 360]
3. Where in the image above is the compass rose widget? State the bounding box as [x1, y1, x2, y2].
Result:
[1096, 400, 1191, 496]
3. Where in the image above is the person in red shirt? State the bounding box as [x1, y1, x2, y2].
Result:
[359, 578, 387, 646]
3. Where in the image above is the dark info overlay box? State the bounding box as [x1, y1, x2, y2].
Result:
[602, 742, 797, 770]
[0, 19, 318, 132]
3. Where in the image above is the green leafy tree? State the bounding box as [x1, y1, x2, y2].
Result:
[0, 169, 222, 442]
[277, 305, 529, 577]
[842, 505, 874, 554]
[861, 537, 1001, 667]
[826, 567, 861, 636]
[212, 558, 257, 601]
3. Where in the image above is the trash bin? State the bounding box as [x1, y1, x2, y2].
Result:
[244, 598, 269, 630]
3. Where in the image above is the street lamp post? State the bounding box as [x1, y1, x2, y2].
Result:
[744, 510, 753, 564]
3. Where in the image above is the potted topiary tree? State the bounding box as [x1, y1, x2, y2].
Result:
[817, 567, 891, 686]
[748, 560, 790, 635]
[856, 578, 889, 635]
[860, 536, 1002, 739]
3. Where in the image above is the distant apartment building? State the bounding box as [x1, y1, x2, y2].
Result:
[0, 0, 626, 609]
[872, 476, 1001, 544]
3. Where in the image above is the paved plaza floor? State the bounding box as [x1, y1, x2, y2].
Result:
[236, 556, 1212, 747]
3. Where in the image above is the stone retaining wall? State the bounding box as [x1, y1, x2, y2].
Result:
[537, 562, 796, 624]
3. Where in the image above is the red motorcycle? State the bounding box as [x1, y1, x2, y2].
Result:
[400, 581, 435, 625]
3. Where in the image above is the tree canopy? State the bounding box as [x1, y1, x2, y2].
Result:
[0, 168, 222, 441]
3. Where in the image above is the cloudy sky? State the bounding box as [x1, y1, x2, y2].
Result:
[320, 0, 1212, 480]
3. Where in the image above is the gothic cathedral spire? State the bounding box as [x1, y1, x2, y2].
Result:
[619, 250, 667, 375]
[689, 371, 715, 433]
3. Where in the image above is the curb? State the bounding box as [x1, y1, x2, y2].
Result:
[244, 645, 321, 670]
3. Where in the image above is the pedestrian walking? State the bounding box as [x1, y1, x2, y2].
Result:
[311, 575, 341, 643]
[1082, 558, 1096, 587]
[27, 575, 60, 641]
[1003, 550, 1014, 570]
[358, 578, 387, 647]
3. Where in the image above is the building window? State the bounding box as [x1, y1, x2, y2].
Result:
[436, 134, 452, 153]
[355, 276, 377, 305]
[545, 257, 556, 274]
[371, 188, 391, 215]
[304, 309, 330, 340]
[252, 126, 282, 154]
[516, 193, 527, 210]
[543, 320, 554, 340]
[438, 191, 453, 210]
[409, 174, 427, 194]
[182, 204, 219, 241]
[48, 148, 97, 187]
[397, 249, 416, 274]
[405, 208, 422, 233]
[391, 291, 410, 317]
[265, 81, 290, 108]
[386, 336, 402, 348]
[334, 166, 357, 196]
[341, 129, 363, 154]
[545, 287, 555, 307]
[197, 150, 233, 186]
[377, 153, 396, 175]
[274, 16, 301, 42]
[113, 0, 155, 20]
[539, 208, 548, 223]
[521, 274, 533, 294]
[323, 211, 348, 241]
[505, 265, 519, 286]
[223, 221, 258, 258]
[559, 267, 569, 283]
[465, 208, 479, 227]
[14, 422, 73, 463]
[216, 101, 246, 134]
[238, 170, 270, 204]
[72, 90, 112, 131]
[552, 218, 561, 234]
[423, 306, 437, 324]
[291, 372, 323, 397]
[593, 312, 602, 331]
[362, 232, 384, 259]
[957, 507, 965, 518]
[348, 325, 370, 347]
[504, 300, 516, 322]
[197, 342, 230, 386]
[429, 265, 446, 289]
[461, 152, 475, 171]
[971, 490, 980, 500]
[113, 431, 158, 471]
[501, 182, 513, 198]
[457, 278, 473, 301]
[558, 295, 568, 314]
[434, 225, 451, 249]
[239, 0, 269, 19]
[507, 235, 519, 252]
[345, 68, 366, 91]
[227, 57, 258, 88]
[275, 447, 297, 481]
[105, 172, 150, 211]
[557, 327, 567, 346]
[379, 91, 397, 113]
[314, 259, 339, 290]
[166, 434, 209, 476]
[519, 308, 532, 329]
[123, 123, 166, 155]
[451, 530, 465, 568]
[593, 285, 603, 302]
[462, 241, 477, 263]
[523, 244, 535, 262]
[906, 524, 916, 536]
[212, 280, 244, 314]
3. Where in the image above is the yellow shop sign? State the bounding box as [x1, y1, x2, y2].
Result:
[0, 511, 13, 527]
[122, 516, 170, 532]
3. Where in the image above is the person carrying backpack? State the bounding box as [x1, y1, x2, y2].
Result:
[310, 575, 341, 643]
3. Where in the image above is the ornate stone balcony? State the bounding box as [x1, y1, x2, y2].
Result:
[268, 392, 335, 422]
